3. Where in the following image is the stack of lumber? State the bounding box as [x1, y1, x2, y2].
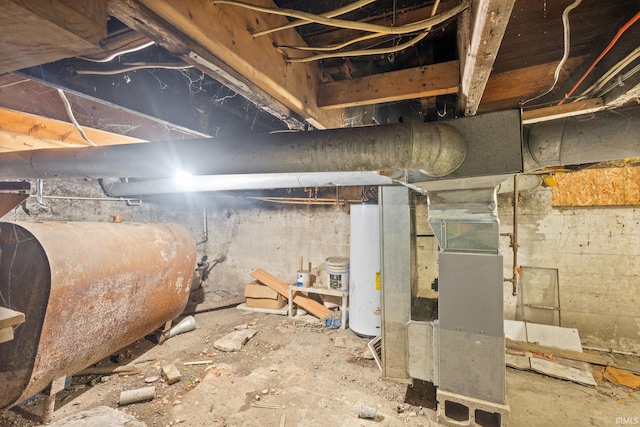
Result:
[250, 269, 334, 320]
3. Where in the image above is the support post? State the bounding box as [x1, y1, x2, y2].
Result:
[380, 186, 416, 384]
[42, 376, 66, 424]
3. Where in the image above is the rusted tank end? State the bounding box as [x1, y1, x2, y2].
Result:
[0, 221, 196, 409]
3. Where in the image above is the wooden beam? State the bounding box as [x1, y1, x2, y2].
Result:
[457, 0, 516, 116]
[108, 0, 305, 131]
[479, 56, 585, 112]
[318, 60, 459, 110]
[0, 0, 107, 74]
[79, 28, 152, 62]
[0, 74, 207, 141]
[0, 107, 145, 151]
[111, 0, 346, 129]
[522, 98, 605, 124]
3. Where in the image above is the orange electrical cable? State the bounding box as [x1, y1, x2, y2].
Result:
[558, 10, 640, 105]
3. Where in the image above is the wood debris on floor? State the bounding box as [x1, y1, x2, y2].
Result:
[250, 268, 333, 320]
[603, 366, 640, 390]
[504, 320, 598, 386]
[2, 308, 640, 426]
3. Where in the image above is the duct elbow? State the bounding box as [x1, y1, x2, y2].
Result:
[412, 122, 467, 178]
[527, 107, 640, 167]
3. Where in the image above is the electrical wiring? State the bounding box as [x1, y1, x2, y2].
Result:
[280, 0, 441, 53]
[286, 0, 442, 62]
[57, 89, 97, 147]
[279, 31, 387, 52]
[559, 10, 640, 105]
[212, 0, 468, 36]
[520, 0, 582, 106]
[286, 32, 428, 63]
[75, 63, 193, 76]
[596, 63, 640, 98]
[251, 0, 376, 38]
[78, 40, 156, 63]
[574, 46, 640, 101]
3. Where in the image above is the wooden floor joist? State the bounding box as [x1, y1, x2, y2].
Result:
[0, 107, 145, 152]
[113, 0, 347, 129]
[318, 61, 460, 110]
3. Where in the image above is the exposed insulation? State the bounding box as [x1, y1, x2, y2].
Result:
[552, 166, 640, 206]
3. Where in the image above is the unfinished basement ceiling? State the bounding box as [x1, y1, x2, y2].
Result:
[0, 0, 638, 159]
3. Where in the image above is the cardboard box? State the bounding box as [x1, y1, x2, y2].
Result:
[245, 281, 287, 309]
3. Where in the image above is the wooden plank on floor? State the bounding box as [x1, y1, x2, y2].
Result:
[506, 339, 613, 366]
[251, 269, 332, 319]
[603, 366, 640, 389]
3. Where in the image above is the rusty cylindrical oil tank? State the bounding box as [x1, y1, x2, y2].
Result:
[0, 221, 196, 409]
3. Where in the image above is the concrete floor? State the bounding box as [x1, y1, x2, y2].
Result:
[1, 306, 639, 426]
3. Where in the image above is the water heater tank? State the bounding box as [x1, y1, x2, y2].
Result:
[349, 204, 381, 337]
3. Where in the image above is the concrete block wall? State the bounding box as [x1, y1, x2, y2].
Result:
[5, 179, 638, 352]
[4, 179, 351, 302]
[195, 202, 350, 299]
[499, 187, 640, 353]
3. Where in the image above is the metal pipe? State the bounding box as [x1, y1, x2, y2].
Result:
[0, 122, 466, 180]
[197, 200, 208, 245]
[527, 107, 640, 167]
[0, 221, 196, 409]
[100, 172, 394, 197]
[499, 176, 520, 295]
[512, 174, 519, 296]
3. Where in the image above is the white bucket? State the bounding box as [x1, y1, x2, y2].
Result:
[296, 270, 311, 287]
[326, 257, 349, 291]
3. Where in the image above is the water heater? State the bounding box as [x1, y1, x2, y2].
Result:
[349, 204, 381, 337]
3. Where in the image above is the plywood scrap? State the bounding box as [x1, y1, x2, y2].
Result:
[250, 269, 332, 320]
[530, 358, 597, 387]
[552, 165, 640, 207]
[604, 366, 640, 390]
